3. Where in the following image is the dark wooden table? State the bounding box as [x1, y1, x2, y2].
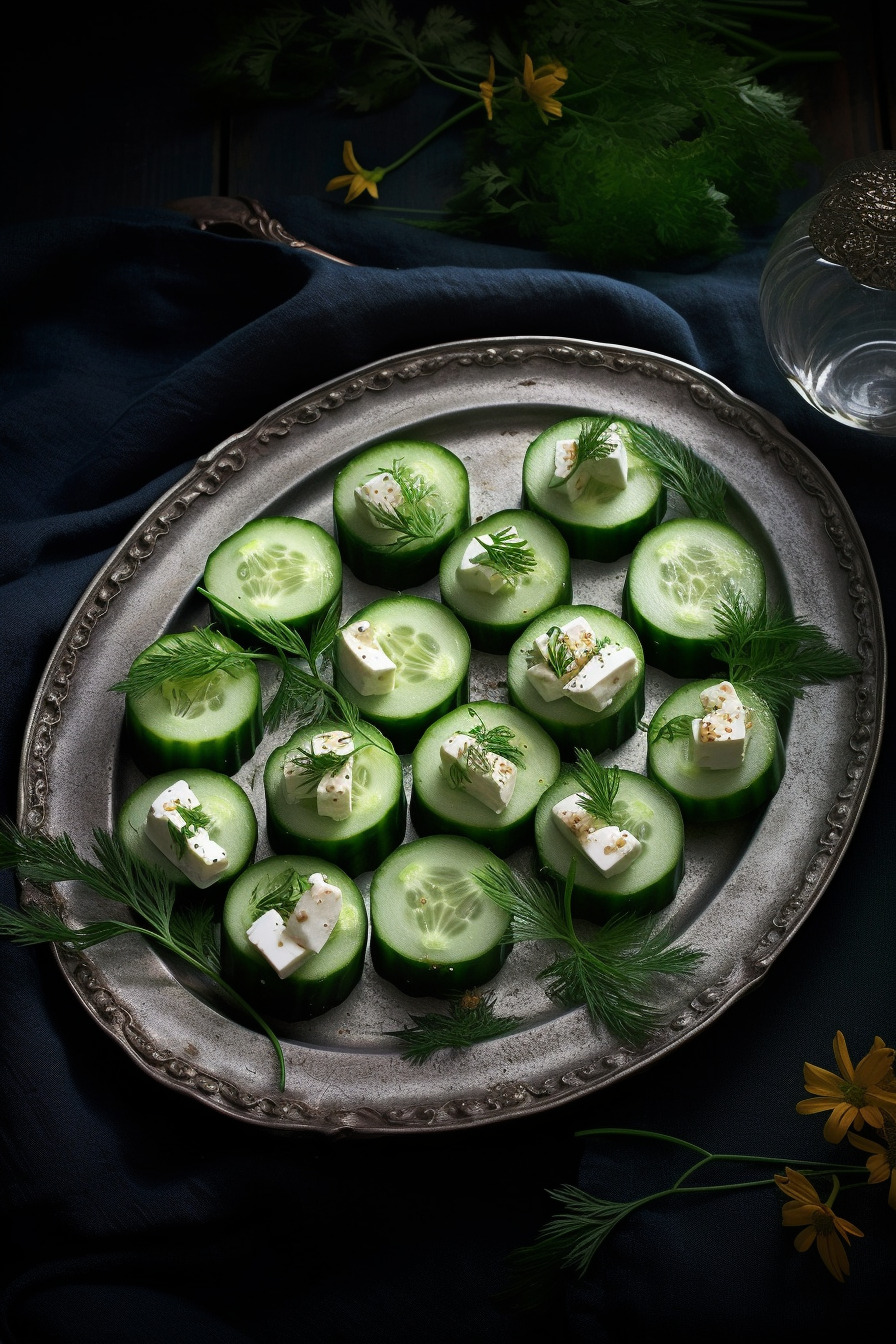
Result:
[3, 1, 892, 237]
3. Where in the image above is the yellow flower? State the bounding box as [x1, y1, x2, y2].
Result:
[326, 141, 384, 203]
[796, 1030, 896, 1143]
[479, 56, 496, 120]
[774, 1168, 863, 1282]
[521, 53, 567, 123]
[848, 1116, 896, 1211]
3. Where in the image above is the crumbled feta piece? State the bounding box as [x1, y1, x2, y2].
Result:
[527, 617, 599, 700]
[283, 730, 354, 818]
[690, 681, 750, 770]
[285, 873, 343, 954]
[551, 794, 641, 876]
[561, 642, 639, 713]
[246, 908, 311, 979]
[553, 426, 628, 501]
[337, 620, 396, 696]
[439, 732, 517, 814]
[457, 526, 521, 595]
[355, 471, 404, 527]
[145, 780, 228, 889]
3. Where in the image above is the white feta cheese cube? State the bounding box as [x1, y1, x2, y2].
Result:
[145, 780, 228, 889]
[527, 617, 598, 702]
[355, 471, 404, 527]
[551, 793, 642, 876]
[439, 733, 517, 814]
[282, 731, 354, 818]
[457, 526, 521, 594]
[561, 643, 638, 713]
[553, 428, 628, 500]
[337, 620, 396, 696]
[246, 909, 311, 979]
[285, 875, 343, 953]
[691, 709, 748, 770]
[699, 680, 744, 715]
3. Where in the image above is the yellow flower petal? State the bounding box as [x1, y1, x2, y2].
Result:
[854, 1045, 895, 1087]
[832, 1030, 855, 1082]
[816, 1229, 849, 1281]
[793, 1226, 817, 1252]
[802, 1063, 848, 1094]
[823, 1102, 857, 1143]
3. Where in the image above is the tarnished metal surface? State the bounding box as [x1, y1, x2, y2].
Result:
[809, 152, 896, 289]
[17, 337, 885, 1133]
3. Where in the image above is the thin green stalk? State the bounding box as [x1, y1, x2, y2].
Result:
[383, 102, 482, 173]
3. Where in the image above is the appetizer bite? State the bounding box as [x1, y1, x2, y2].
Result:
[438, 509, 572, 653]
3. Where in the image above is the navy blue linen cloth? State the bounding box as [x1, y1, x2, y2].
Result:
[1, 200, 893, 1343]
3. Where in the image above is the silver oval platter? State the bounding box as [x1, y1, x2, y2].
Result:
[17, 337, 885, 1133]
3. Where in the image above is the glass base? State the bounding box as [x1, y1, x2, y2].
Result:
[789, 341, 896, 434]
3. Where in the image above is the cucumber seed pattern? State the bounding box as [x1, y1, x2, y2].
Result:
[162, 674, 225, 719]
[236, 542, 315, 608]
[401, 865, 485, 951]
[657, 541, 743, 625]
[377, 624, 447, 683]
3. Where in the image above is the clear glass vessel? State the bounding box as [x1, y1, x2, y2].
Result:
[759, 152, 896, 435]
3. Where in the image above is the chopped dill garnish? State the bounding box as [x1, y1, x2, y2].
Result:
[362, 458, 446, 547]
[446, 707, 527, 789]
[166, 800, 213, 860]
[474, 862, 704, 1047]
[250, 869, 310, 922]
[625, 421, 729, 523]
[544, 625, 576, 680]
[570, 750, 621, 827]
[549, 416, 618, 489]
[711, 591, 861, 718]
[470, 526, 537, 585]
[385, 990, 524, 1063]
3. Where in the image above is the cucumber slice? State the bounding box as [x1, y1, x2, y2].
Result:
[369, 835, 512, 997]
[203, 517, 342, 643]
[534, 769, 685, 921]
[124, 632, 263, 777]
[263, 717, 407, 877]
[410, 701, 562, 856]
[506, 604, 645, 760]
[438, 509, 572, 654]
[333, 596, 471, 754]
[116, 768, 257, 892]
[333, 440, 470, 589]
[220, 856, 368, 1021]
[623, 517, 766, 678]
[522, 416, 666, 561]
[646, 680, 785, 822]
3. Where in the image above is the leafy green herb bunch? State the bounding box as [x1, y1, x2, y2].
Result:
[202, 0, 837, 268]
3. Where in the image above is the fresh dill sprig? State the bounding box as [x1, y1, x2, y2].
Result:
[470, 526, 537, 585]
[447, 706, 528, 791]
[647, 714, 694, 747]
[250, 869, 310, 922]
[710, 591, 861, 718]
[385, 990, 524, 1063]
[0, 821, 289, 1090]
[625, 422, 729, 523]
[110, 627, 256, 698]
[549, 416, 618, 489]
[544, 626, 575, 680]
[475, 862, 704, 1046]
[362, 459, 446, 548]
[285, 731, 359, 789]
[570, 751, 621, 827]
[166, 801, 213, 860]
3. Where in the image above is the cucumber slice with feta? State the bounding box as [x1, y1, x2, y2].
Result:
[333, 440, 470, 589]
[369, 835, 512, 997]
[534, 768, 685, 921]
[116, 768, 257, 892]
[220, 856, 368, 1021]
[333, 596, 471, 754]
[522, 416, 666, 561]
[203, 517, 342, 644]
[438, 509, 572, 654]
[124, 632, 263, 777]
[506, 604, 645, 760]
[263, 717, 406, 877]
[410, 701, 562, 856]
[622, 517, 766, 678]
[646, 679, 785, 822]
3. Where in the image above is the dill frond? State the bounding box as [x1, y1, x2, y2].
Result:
[625, 422, 729, 523]
[385, 990, 524, 1063]
[469, 526, 537, 585]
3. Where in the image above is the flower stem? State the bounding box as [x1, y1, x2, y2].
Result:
[383, 102, 482, 174]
